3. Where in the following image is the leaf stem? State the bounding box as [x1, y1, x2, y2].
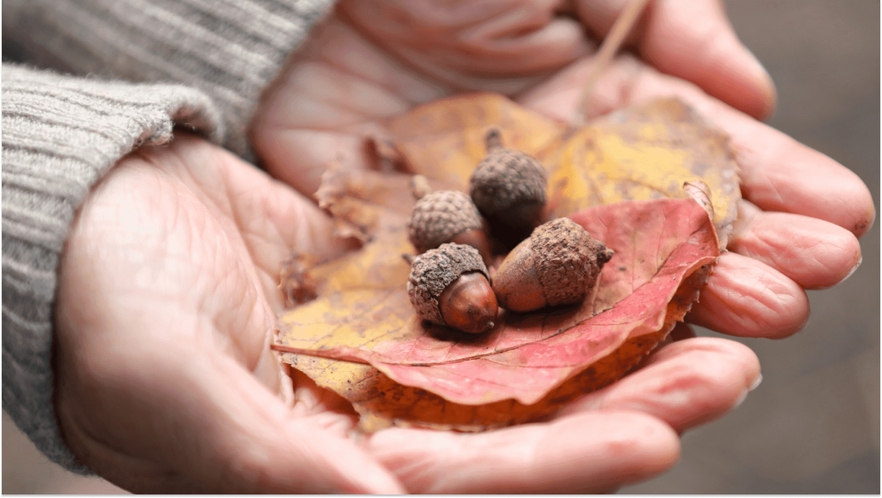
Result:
[573, 0, 650, 126]
[271, 342, 372, 365]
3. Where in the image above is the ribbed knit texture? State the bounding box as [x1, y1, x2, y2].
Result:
[2, 64, 223, 472]
[3, 0, 335, 156]
[2, 0, 335, 474]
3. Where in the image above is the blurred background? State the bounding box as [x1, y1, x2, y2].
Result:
[626, 0, 880, 493]
[3, 0, 879, 493]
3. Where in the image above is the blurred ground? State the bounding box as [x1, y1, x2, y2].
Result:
[2, 0, 879, 494]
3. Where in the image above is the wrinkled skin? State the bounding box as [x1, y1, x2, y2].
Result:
[55, 135, 757, 494]
[55, 0, 872, 493]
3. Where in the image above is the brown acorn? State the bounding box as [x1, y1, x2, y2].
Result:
[407, 189, 493, 264]
[469, 129, 548, 248]
[492, 218, 614, 313]
[407, 243, 498, 334]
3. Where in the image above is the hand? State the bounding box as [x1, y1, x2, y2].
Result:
[366, 327, 762, 493]
[53, 135, 403, 493]
[516, 41, 873, 338]
[252, 0, 775, 194]
[52, 134, 761, 494]
[251, 0, 873, 339]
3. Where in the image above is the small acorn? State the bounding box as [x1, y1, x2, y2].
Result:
[469, 129, 548, 248]
[407, 188, 493, 264]
[492, 218, 614, 313]
[407, 243, 498, 334]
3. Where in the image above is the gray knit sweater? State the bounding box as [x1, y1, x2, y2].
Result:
[2, 0, 334, 473]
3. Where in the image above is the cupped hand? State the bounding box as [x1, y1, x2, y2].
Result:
[517, 51, 872, 338]
[52, 133, 762, 494]
[251, 0, 873, 340]
[252, 0, 775, 194]
[52, 135, 403, 493]
[364, 325, 763, 493]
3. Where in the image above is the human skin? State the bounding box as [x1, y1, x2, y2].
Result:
[252, 0, 871, 340]
[54, 135, 759, 493]
[52, 0, 872, 493]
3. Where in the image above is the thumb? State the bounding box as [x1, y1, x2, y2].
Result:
[575, 0, 776, 119]
[163, 352, 404, 493]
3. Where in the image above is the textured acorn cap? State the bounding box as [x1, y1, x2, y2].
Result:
[407, 243, 489, 326]
[469, 147, 548, 218]
[407, 190, 484, 253]
[531, 218, 611, 306]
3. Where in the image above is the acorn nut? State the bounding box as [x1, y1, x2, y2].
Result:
[493, 218, 614, 313]
[469, 129, 548, 247]
[407, 189, 493, 264]
[407, 243, 498, 334]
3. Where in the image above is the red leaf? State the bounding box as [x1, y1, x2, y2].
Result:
[280, 198, 718, 405]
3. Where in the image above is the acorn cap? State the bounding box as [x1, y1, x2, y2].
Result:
[407, 243, 489, 326]
[407, 190, 484, 253]
[468, 145, 548, 218]
[531, 218, 610, 306]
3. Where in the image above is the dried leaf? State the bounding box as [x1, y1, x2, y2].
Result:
[286, 328, 671, 432]
[277, 94, 737, 430]
[543, 99, 739, 245]
[277, 198, 717, 405]
[382, 93, 565, 192]
[278, 252, 320, 307]
[379, 94, 739, 245]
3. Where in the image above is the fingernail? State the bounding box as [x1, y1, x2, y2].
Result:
[748, 373, 763, 392]
[732, 389, 749, 409]
[745, 47, 773, 83]
[842, 255, 863, 283]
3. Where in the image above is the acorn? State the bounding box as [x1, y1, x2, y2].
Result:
[492, 218, 614, 313]
[469, 129, 548, 248]
[407, 243, 498, 334]
[407, 189, 493, 264]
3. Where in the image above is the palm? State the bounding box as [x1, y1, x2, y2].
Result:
[246, 3, 870, 490]
[53, 136, 394, 493]
[251, 0, 594, 195]
[251, 0, 869, 340]
[52, 135, 760, 494]
[50, 1, 873, 492]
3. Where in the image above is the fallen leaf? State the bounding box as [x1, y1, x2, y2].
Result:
[276, 94, 736, 430]
[286, 328, 671, 432]
[544, 99, 739, 245]
[380, 94, 739, 245]
[277, 197, 717, 406]
[381, 93, 565, 191]
[278, 252, 321, 307]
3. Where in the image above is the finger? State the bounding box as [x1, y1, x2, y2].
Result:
[687, 252, 809, 338]
[559, 337, 761, 433]
[573, 0, 776, 119]
[339, 0, 592, 85]
[729, 200, 863, 289]
[518, 55, 875, 238]
[367, 410, 679, 493]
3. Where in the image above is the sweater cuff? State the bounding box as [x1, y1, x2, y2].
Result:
[2, 64, 222, 473]
[2, 0, 336, 157]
